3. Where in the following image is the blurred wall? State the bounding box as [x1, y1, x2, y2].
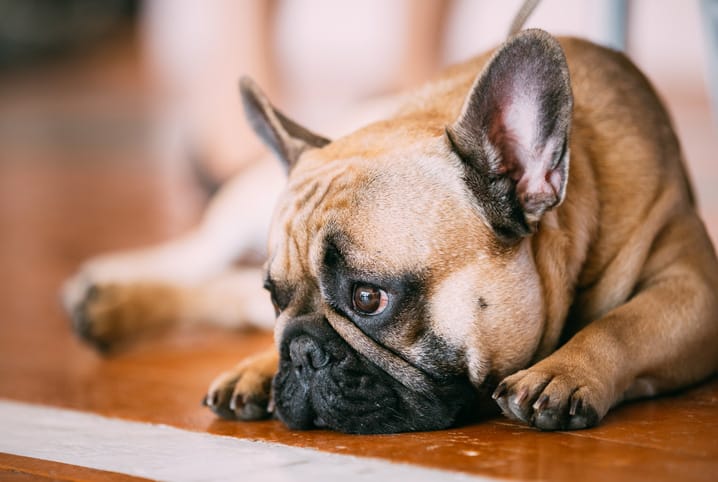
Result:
[272, 0, 710, 111]
[141, 0, 715, 211]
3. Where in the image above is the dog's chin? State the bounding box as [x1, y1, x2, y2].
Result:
[272, 318, 477, 434]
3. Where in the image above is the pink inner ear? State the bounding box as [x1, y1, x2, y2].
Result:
[515, 143, 566, 215]
[495, 91, 565, 215]
[517, 169, 560, 214]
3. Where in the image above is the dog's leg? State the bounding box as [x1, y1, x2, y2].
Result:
[493, 212, 718, 430]
[73, 268, 275, 352]
[204, 347, 278, 420]
[63, 157, 283, 348]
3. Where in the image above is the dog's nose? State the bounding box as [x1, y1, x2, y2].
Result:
[289, 335, 330, 374]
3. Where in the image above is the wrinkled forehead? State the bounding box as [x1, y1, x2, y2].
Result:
[267, 137, 494, 282]
[344, 159, 487, 273]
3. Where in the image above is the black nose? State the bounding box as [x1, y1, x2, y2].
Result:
[289, 335, 330, 375]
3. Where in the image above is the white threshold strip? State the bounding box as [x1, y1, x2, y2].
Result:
[0, 399, 494, 482]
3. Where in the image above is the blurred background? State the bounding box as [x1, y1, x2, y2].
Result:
[0, 0, 716, 268]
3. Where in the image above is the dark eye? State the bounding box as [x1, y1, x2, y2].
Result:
[352, 284, 389, 315]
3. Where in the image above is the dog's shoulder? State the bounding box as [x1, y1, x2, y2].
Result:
[549, 37, 696, 327]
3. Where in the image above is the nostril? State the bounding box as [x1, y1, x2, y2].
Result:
[310, 348, 330, 369]
[289, 335, 330, 372]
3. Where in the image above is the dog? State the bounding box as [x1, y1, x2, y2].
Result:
[63, 8, 718, 433]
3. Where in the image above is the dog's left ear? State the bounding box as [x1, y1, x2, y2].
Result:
[447, 29, 573, 242]
[240, 77, 331, 170]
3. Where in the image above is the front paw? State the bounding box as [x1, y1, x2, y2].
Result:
[492, 367, 608, 430]
[204, 351, 278, 421]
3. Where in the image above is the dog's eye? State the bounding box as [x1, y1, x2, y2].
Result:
[352, 284, 389, 315]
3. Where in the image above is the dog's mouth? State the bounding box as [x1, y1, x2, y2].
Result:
[272, 315, 477, 434]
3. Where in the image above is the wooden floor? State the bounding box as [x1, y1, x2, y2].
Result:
[1, 31, 717, 482]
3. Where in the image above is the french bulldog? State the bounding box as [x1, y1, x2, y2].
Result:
[64, 25, 718, 433]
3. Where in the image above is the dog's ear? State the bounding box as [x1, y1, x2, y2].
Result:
[446, 29, 572, 243]
[240, 77, 331, 170]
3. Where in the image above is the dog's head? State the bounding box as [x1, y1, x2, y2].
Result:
[242, 29, 572, 433]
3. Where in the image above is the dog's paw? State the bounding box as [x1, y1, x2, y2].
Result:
[492, 367, 608, 430]
[67, 281, 178, 353]
[204, 351, 278, 421]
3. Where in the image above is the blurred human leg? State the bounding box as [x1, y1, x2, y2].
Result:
[142, 0, 279, 181]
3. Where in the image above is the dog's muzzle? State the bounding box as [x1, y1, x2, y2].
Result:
[272, 315, 477, 434]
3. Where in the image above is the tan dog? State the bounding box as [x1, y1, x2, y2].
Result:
[64, 26, 718, 432]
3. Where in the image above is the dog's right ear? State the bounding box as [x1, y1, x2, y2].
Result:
[240, 77, 331, 170]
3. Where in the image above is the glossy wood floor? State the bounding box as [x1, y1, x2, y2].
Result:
[1, 30, 717, 482]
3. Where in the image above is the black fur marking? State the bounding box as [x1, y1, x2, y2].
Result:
[320, 234, 467, 376]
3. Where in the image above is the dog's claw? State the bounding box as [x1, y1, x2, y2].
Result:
[203, 387, 238, 420]
[492, 382, 507, 400]
[569, 396, 581, 416]
[532, 394, 549, 412]
[234, 395, 270, 421]
[204, 389, 220, 409]
[229, 393, 240, 412]
[513, 387, 529, 406]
